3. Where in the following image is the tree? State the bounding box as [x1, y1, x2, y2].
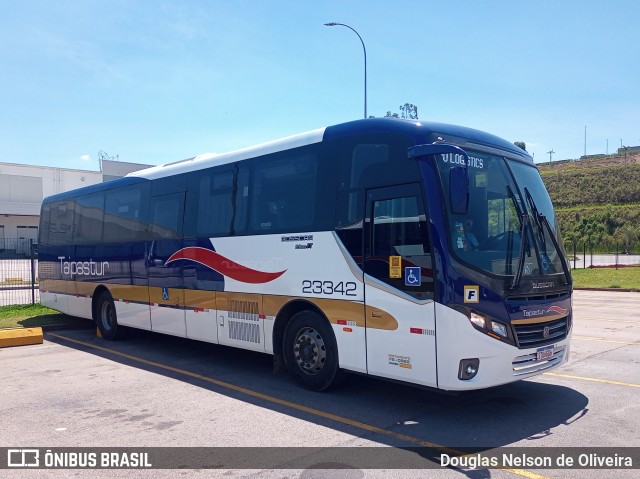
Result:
[614, 224, 640, 253]
[380, 102, 419, 119]
[514, 141, 527, 151]
[399, 103, 418, 119]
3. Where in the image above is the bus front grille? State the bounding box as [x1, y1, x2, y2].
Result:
[512, 345, 566, 376]
[513, 316, 569, 349]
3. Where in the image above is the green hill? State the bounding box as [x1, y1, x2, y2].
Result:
[537, 153, 640, 251]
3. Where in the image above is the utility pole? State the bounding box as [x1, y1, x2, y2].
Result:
[98, 150, 119, 172]
[324, 22, 367, 119]
[547, 149, 555, 163]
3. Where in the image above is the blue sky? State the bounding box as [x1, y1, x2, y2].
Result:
[1, 0, 638, 170]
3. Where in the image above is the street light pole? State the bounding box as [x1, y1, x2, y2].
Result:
[324, 22, 367, 119]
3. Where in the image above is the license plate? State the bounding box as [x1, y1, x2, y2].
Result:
[536, 346, 554, 361]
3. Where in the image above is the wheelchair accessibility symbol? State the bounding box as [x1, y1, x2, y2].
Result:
[162, 287, 169, 301]
[405, 267, 421, 287]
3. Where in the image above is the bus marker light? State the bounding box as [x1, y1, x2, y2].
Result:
[343, 327, 353, 333]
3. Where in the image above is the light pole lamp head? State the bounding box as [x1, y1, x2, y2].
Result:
[324, 22, 338, 26]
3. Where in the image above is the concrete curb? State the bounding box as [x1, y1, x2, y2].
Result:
[574, 287, 640, 293]
[0, 327, 43, 348]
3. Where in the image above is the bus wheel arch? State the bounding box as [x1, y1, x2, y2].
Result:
[275, 300, 344, 391]
[91, 285, 110, 320]
[92, 287, 126, 340]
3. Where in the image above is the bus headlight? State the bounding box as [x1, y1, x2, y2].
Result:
[491, 321, 508, 338]
[456, 306, 514, 346]
[469, 311, 486, 329]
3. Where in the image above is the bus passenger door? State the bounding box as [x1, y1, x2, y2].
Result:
[147, 193, 186, 337]
[363, 184, 437, 387]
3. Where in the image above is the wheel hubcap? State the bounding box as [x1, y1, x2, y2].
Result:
[293, 327, 326, 375]
[100, 301, 115, 332]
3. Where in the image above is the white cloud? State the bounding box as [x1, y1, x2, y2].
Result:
[80, 154, 90, 161]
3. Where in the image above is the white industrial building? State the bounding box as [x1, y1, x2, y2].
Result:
[0, 159, 151, 246]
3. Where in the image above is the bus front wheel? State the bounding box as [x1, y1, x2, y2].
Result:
[283, 311, 343, 391]
[95, 291, 126, 340]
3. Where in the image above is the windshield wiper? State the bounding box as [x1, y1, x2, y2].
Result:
[524, 187, 548, 275]
[524, 188, 572, 286]
[510, 213, 530, 291]
[524, 188, 546, 251]
[507, 185, 530, 291]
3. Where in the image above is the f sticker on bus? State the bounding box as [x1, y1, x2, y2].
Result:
[464, 285, 480, 303]
[389, 255, 402, 278]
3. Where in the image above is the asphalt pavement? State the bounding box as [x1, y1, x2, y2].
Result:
[0, 290, 638, 479]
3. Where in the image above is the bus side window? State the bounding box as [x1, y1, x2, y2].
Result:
[368, 194, 433, 300]
[39, 203, 51, 245]
[350, 144, 389, 188]
[250, 151, 317, 233]
[150, 194, 183, 239]
[49, 201, 75, 245]
[234, 167, 249, 235]
[74, 193, 105, 243]
[193, 171, 234, 237]
[104, 186, 145, 242]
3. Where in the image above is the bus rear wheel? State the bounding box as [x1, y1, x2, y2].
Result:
[283, 311, 343, 391]
[95, 291, 126, 340]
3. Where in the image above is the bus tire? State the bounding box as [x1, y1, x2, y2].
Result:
[95, 291, 126, 340]
[283, 311, 343, 392]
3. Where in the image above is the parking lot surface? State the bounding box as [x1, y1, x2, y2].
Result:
[1, 290, 639, 478]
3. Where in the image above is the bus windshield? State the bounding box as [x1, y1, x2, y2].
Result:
[435, 150, 567, 281]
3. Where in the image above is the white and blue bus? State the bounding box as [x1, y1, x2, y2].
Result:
[39, 118, 572, 391]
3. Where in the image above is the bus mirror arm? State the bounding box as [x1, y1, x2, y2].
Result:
[449, 167, 469, 214]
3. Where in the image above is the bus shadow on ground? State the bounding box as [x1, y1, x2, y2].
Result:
[46, 327, 588, 462]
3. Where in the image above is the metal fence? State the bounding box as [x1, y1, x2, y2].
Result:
[1, 235, 637, 307]
[566, 240, 640, 269]
[0, 239, 38, 307]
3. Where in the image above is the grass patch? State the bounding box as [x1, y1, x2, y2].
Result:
[571, 267, 640, 290]
[0, 304, 81, 329]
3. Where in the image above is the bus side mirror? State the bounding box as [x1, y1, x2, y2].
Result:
[450, 167, 469, 214]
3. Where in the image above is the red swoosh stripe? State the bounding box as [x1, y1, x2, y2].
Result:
[547, 305, 568, 315]
[166, 247, 286, 284]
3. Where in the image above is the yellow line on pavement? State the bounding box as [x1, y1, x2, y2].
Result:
[576, 318, 640, 323]
[48, 333, 548, 479]
[543, 372, 640, 388]
[572, 335, 639, 345]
